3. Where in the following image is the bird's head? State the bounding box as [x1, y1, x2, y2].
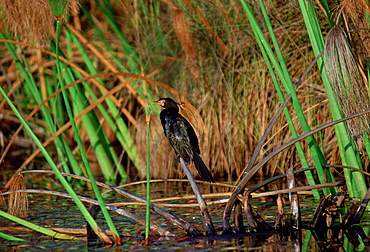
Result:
[152, 98, 178, 109]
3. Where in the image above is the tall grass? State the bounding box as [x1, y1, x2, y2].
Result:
[1, 0, 368, 189]
[0, 0, 369, 240]
[297, 0, 368, 198]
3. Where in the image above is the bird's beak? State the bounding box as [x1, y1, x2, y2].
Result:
[152, 100, 164, 106]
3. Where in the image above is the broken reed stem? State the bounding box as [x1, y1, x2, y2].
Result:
[274, 194, 285, 229]
[287, 166, 301, 229]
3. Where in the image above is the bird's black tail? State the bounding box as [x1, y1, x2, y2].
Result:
[193, 153, 215, 183]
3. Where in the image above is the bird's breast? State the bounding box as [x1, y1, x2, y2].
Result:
[162, 115, 192, 158]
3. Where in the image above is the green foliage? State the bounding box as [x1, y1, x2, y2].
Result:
[297, 0, 368, 198]
[1, 0, 369, 242]
[0, 231, 25, 242]
[54, 19, 120, 242]
[241, 0, 332, 198]
[0, 209, 74, 240]
[0, 85, 103, 240]
[145, 107, 151, 239]
[48, 0, 68, 17]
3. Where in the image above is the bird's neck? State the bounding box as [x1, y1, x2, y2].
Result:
[161, 107, 179, 116]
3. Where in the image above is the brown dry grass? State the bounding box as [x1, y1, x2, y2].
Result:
[140, 0, 340, 183]
[0, 0, 79, 45]
[8, 173, 28, 217]
[341, 0, 370, 64]
[325, 25, 370, 149]
[0, 0, 368, 185]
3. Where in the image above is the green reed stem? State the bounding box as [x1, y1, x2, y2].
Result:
[0, 231, 25, 242]
[0, 31, 82, 178]
[0, 84, 104, 240]
[297, 0, 367, 198]
[241, 0, 334, 197]
[145, 107, 151, 239]
[64, 27, 131, 180]
[54, 20, 120, 241]
[92, 0, 160, 116]
[0, 210, 74, 240]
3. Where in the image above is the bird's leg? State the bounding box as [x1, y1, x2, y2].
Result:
[176, 153, 190, 163]
[176, 153, 181, 163]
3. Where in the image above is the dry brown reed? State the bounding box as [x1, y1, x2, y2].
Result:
[145, 0, 340, 184]
[2, 0, 367, 186]
[324, 25, 370, 148]
[172, 7, 201, 82]
[0, 195, 5, 206]
[340, 0, 370, 63]
[8, 173, 28, 217]
[0, 0, 79, 45]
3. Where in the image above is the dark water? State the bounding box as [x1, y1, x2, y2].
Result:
[1, 181, 370, 251]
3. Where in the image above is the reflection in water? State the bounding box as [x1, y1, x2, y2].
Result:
[1, 183, 370, 251]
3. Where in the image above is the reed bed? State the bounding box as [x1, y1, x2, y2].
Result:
[0, 0, 369, 243]
[0, 0, 369, 222]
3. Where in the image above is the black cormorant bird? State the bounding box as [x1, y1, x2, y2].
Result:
[152, 98, 215, 183]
